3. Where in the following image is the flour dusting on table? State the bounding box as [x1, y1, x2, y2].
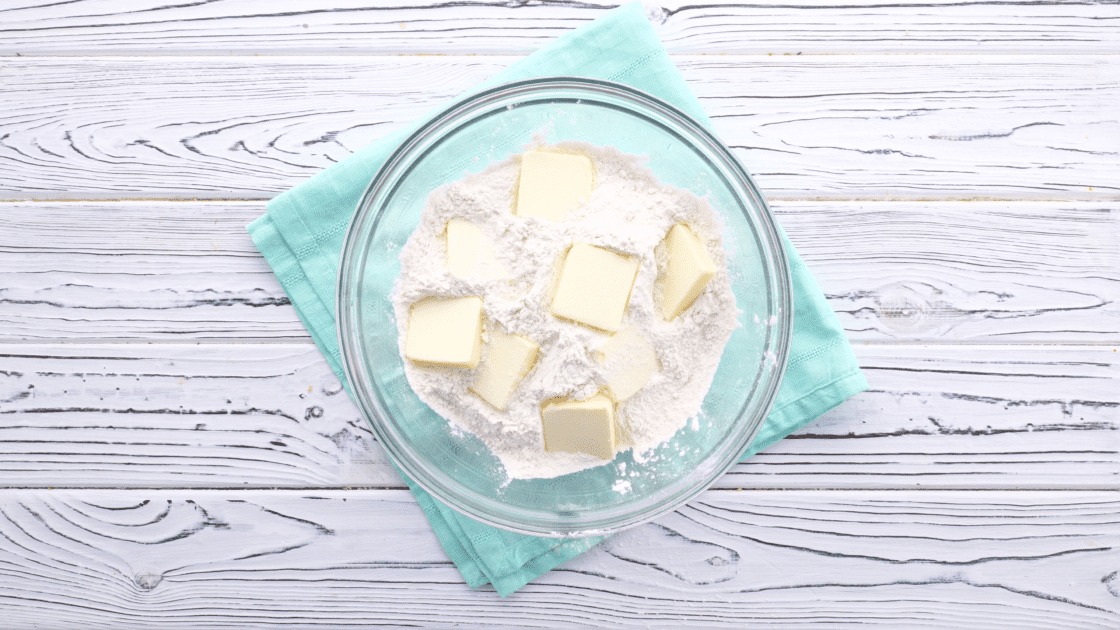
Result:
[392, 143, 738, 480]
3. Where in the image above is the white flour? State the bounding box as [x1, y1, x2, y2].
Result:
[392, 143, 738, 480]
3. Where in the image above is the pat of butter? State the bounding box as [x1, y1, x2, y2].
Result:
[469, 331, 539, 410]
[551, 243, 639, 332]
[595, 326, 658, 401]
[515, 151, 594, 221]
[404, 296, 484, 368]
[541, 394, 616, 460]
[660, 224, 717, 320]
[446, 219, 507, 280]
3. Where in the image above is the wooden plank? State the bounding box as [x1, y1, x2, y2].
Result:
[0, 202, 305, 341]
[0, 343, 1115, 490]
[723, 343, 1120, 489]
[0, 488, 1116, 627]
[3, 201, 1116, 342]
[774, 201, 1120, 342]
[2, 56, 1117, 200]
[2, 0, 1119, 55]
[0, 343, 392, 488]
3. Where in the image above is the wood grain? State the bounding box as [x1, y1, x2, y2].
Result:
[0, 202, 304, 341]
[0, 343, 1114, 490]
[0, 343, 387, 488]
[2, 0, 1119, 55]
[775, 201, 1120, 342]
[727, 343, 1120, 489]
[0, 488, 1116, 628]
[2, 57, 1117, 200]
[3, 201, 1115, 342]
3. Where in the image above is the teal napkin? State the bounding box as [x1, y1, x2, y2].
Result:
[248, 1, 867, 597]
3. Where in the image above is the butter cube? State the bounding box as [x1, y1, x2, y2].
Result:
[595, 327, 658, 401]
[515, 151, 594, 221]
[660, 224, 717, 320]
[405, 296, 484, 368]
[469, 331, 539, 410]
[446, 219, 482, 277]
[446, 219, 507, 280]
[551, 243, 639, 332]
[541, 394, 616, 460]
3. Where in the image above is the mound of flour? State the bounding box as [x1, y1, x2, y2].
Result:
[392, 143, 738, 480]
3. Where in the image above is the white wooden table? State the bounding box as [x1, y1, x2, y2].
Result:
[2, 1, 1118, 627]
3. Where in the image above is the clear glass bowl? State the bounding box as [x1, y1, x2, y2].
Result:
[337, 78, 792, 537]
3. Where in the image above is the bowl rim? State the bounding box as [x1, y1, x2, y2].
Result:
[336, 76, 793, 537]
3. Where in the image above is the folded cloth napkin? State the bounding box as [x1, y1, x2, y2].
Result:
[248, 1, 868, 597]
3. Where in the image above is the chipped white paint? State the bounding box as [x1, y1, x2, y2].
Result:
[0, 489, 1116, 627]
[2, 201, 1116, 341]
[0, 343, 1115, 490]
[1, 0, 1118, 55]
[0, 57, 1117, 200]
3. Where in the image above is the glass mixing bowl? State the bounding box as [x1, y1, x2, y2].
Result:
[337, 77, 792, 537]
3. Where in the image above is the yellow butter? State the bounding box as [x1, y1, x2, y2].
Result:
[515, 151, 594, 221]
[660, 223, 717, 320]
[469, 331, 539, 410]
[446, 219, 482, 277]
[595, 326, 658, 401]
[541, 394, 616, 460]
[551, 243, 639, 332]
[446, 219, 507, 280]
[404, 296, 484, 368]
